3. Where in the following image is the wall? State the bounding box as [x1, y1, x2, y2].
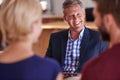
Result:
[83, 0, 94, 8]
[52, 0, 94, 16]
[52, 0, 64, 16]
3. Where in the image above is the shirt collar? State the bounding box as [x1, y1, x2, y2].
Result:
[68, 27, 85, 40]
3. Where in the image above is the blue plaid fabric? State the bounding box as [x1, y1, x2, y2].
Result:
[63, 27, 85, 74]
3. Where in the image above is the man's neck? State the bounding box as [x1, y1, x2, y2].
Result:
[70, 31, 80, 40]
[109, 28, 120, 48]
[70, 27, 84, 40]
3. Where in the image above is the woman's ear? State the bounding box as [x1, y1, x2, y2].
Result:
[31, 23, 35, 33]
[31, 19, 41, 32]
[31, 21, 38, 33]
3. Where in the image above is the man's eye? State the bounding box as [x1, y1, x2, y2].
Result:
[77, 14, 81, 17]
[68, 15, 73, 19]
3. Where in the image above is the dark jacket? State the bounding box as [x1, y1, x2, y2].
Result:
[46, 27, 108, 72]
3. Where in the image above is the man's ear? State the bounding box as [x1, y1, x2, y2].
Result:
[63, 15, 68, 24]
[64, 15, 67, 21]
[64, 19, 68, 24]
[103, 14, 114, 31]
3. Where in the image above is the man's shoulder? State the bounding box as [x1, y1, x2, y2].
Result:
[33, 56, 61, 69]
[83, 49, 109, 70]
[81, 51, 108, 79]
[52, 29, 68, 35]
[85, 28, 100, 39]
[50, 29, 68, 37]
[86, 28, 99, 35]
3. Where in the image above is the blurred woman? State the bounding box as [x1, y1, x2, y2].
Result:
[0, 0, 63, 80]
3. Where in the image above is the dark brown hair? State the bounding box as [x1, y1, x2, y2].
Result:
[93, 0, 120, 26]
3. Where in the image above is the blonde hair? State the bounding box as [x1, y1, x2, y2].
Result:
[0, 0, 41, 43]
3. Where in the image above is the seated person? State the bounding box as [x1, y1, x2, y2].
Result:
[46, 0, 108, 79]
[81, 0, 120, 80]
[0, 0, 63, 80]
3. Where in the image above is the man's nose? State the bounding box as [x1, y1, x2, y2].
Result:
[74, 15, 79, 21]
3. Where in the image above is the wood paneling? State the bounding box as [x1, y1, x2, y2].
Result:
[33, 29, 62, 57]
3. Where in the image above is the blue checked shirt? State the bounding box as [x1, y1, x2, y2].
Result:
[63, 27, 85, 74]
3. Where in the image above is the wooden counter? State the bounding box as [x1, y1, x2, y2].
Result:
[42, 21, 97, 30]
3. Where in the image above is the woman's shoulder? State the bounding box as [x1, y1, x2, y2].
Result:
[32, 55, 61, 70]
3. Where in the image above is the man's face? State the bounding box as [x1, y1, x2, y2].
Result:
[64, 4, 85, 32]
[93, 4, 110, 41]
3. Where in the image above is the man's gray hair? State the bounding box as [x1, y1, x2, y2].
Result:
[63, 0, 84, 9]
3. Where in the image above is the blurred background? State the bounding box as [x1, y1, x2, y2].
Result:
[0, 0, 96, 57]
[39, 0, 94, 21]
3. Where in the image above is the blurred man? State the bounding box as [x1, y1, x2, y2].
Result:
[81, 0, 120, 80]
[46, 0, 108, 79]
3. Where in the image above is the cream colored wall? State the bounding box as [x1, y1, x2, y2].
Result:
[0, 0, 3, 4]
[52, 0, 95, 16]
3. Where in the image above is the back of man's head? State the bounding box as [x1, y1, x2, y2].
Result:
[93, 0, 120, 26]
